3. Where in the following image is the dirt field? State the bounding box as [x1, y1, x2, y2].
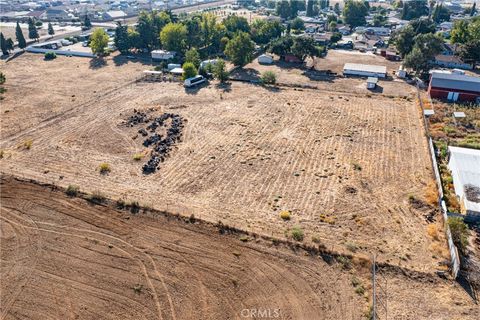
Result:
[1, 176, 478, 319]
[1, 53, 445, 273]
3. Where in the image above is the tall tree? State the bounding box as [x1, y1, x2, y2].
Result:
[276, 0, 291, 19]
[392, 25, 416, 57]
[289, 0, 300, 18]
[223, 15, 250, 36]
[89, 28, 109, 55]
[160, 22, 187, 54]
[185, 47, 200, 68]
[291, 36, 321, 67]
[404, 33, 444, 75]
[251, 19, 284, 44]
[114, 22, 130, 54]
[136, 10, 171, 50]
[306, 0, 314, 17]
[213, 59, 229, 82]
[185, 17, 202, 49]
[458, 39, 480, 68]
[27, 18, 39, 41]
[15, 22, 26, 49]
[401, 0, 428, 20]
[48, 22, 55, 35]
[267, 35, 294, 58]
[451, 20, 472, 44]
[224, 32, 255, 67]
[0, 33, 9, 55]
[6, 38, 14, 52]
[343, 0, 368, 28]
[83, 15, 92, 29]
[432, 4, 450, 23]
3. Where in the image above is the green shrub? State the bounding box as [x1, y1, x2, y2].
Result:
[44, 51, 57, 60]
[66, 185, 80, 197]
[98, 162, 111, 174]
[261, 71, 277, 85]
[23, 139, 33, 149]
[182, 62, 197, 80]
[447, 217, 469, 253]
[290, 226, 304, 241]
[132, 153, 143, 161]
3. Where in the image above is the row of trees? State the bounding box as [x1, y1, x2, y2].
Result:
[450, 16, 480, 68]
[391, 18, 444, 76]
[113, 10, 288, 67]
[392, 15, 480, 76]
[0, 19, 57, 56]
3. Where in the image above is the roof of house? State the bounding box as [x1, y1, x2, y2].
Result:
[430, 72, 480, 93]
[435, 54, 468, 64]
[448, 146, 480, 213]
[105, 10, 125, 18]
[343, 63, 387, 74]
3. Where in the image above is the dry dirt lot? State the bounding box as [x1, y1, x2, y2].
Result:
[233, 50, 415, 98]
[1, 176, 478, 320]
[1, 53, 446, 272]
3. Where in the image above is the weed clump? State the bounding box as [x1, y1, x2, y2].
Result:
[66, 185, 80, 197]
[88, 190, 105, 204]
[290, 226, 304, 241]
[99, 163, 111, 174]
[280, 210, 291, 220]
[132, 153, 143, 161]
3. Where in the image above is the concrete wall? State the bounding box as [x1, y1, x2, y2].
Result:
[26, 46, 96, 58]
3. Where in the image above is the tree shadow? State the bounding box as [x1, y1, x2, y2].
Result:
[301, 69, 336, 83]
[229, 67, 260, 82]
[369, 85, 384, 94]
[112, 53, 152, 67]
[215, 82, 232, 92]
[89, 57, 107, 69]
[457, 271, 478, 302]
[184, 81, 209, 95]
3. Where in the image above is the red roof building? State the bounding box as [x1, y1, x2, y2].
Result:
[428, 72, 480, 103]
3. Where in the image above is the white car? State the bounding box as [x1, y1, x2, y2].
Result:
[184, 75, 206, 88]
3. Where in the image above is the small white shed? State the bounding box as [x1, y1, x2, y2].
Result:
[258, 54, 274, 64]
[366, 77, 378, 89]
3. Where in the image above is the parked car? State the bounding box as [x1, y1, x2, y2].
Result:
[184, 75, 206, 88]
[82, 41, 88, 47]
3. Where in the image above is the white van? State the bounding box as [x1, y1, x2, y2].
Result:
[184, 75, 206, 88]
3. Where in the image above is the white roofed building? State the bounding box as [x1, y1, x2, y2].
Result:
[448, 146, 480, 220]
[343, 63, 387, 78]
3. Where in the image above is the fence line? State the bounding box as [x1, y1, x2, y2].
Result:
[418, 88, 460, 278]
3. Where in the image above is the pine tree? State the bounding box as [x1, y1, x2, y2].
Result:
[84, 15, 92, 29]
[0, 33, 8, 55]
[15, 22, 27, 49]
[6, 38, 14, 52]
[28, 18, 39, 41]
[48, 22, 55, 35]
